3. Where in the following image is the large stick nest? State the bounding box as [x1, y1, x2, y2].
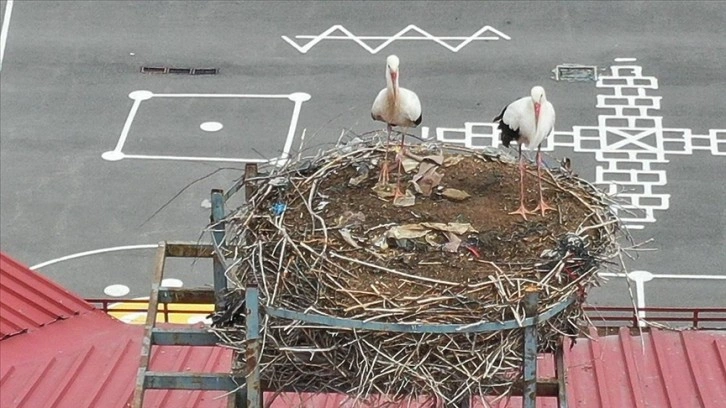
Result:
[210, 133, 622, 405]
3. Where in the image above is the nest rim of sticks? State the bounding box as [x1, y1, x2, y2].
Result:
[210, 132, 623, 405]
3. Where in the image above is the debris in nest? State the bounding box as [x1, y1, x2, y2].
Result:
[348, 163, 370, 186]
[209, 134, 624, 405]
[411, 162, 443, 197]
[440, 187, 471, 201]
[392, 189, 416, 207]
[335, 210, 366, 229]
[441, 231, 462, 252]
[339, 228, 361, 248]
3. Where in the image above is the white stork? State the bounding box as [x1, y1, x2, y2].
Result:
[494, 85, 556, 219]
[371, 54, 422, 198]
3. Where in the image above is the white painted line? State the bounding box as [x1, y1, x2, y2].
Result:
[153, 93, 291, 99]
[627, 271, 653, 327]
[30, 244, 158, 270]
[598, 271, 725, 280]
[102, 91, 150, 161]
[623, 224, 645, 230]
[614, 57, 638, 62]
[650, 274, 726, 280]
[282, 25, 510, 54]
[275, 93, 311, 167]
[295, 35, 504, 41]
[0, 0, 15, 72]
[120, 153, 268, 163]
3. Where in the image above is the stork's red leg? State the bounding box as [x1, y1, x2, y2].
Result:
[378, 125, 393, 186]
[509, 144, 534, 220]
[393, 129, 407, 198]
[533, 147, 556, 216]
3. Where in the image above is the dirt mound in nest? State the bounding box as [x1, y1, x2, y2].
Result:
[316, 151, 591, 288]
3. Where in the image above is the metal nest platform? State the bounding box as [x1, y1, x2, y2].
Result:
[196, 135, 624, 407]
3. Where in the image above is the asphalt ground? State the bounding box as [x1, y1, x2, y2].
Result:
[1, 1, 724, 309]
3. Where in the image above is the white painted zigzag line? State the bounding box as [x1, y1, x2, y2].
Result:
[281, 24, 510, 54]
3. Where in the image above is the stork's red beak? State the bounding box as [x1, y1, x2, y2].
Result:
[534, 102, 541, 121]
[391, 71, 398, 84]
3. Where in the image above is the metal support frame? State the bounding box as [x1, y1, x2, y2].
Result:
[241, 283, 569, 407]
[245, 283, 262, 408]
[522, 287, 540, 408]
[211, 188, 227, 311]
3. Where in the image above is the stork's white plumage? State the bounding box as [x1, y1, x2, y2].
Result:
[494, 86, 556, 219]
[371, 54, 422, 197]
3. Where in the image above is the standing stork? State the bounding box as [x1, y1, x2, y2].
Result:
[371, 54, 422, 198]
[494, 85, 556, 219]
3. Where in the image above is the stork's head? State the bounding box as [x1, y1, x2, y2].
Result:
[530, 86, 546, 120]
[386, 54, 400, 84]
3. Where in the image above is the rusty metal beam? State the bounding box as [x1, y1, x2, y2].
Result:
[244, 163, 258, 202]
[158, 287, 216, 304]
[164, 242, 215, 258]
[132, 242, 168, 408]
[144, 372, 242, 390]
[151, 328, 219, 346]
[556, 346, 568, 408]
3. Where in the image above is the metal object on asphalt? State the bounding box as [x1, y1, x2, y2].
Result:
[554, 64, 597, 81]
[140, 66, 218, 75]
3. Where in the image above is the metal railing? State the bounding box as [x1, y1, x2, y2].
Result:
[90, 298, 726, 329]
[584, 306, 726, 328]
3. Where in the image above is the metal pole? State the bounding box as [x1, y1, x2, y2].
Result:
[211, 188, 226, 311]
[244, 163, 258, 202]
[522, 286, 540, 408]
[245, 283, 261, 408]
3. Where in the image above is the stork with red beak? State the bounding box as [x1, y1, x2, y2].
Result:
[494, 86, 556, 219]
[371, 55, 423, 198]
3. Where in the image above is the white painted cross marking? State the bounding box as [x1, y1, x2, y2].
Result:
[421, 59, 726, 229]
[282, 24, 510, 54]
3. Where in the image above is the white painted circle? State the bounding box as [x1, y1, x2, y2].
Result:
[187, 316, 213, 325]
[129, 90, 153, 100]
[288, 92, 312, 102]
[628, 270, 654, 282]
[200, 121, 223, 132]
[104, 284, 130, 297]
[161, 278, 183, 288]
[101, 151, 125, 161]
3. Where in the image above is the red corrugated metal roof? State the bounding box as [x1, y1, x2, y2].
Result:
[0, 252, 94, 339]
[260, 327, 726, 407]
[566, 326, 726, 408]
[3, 251, 725, 407]
[0, 251, 233, 408]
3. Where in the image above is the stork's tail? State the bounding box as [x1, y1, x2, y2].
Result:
[493, 105, 518, 148]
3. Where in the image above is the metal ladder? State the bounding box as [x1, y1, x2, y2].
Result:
[131, 188, 249, 408]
